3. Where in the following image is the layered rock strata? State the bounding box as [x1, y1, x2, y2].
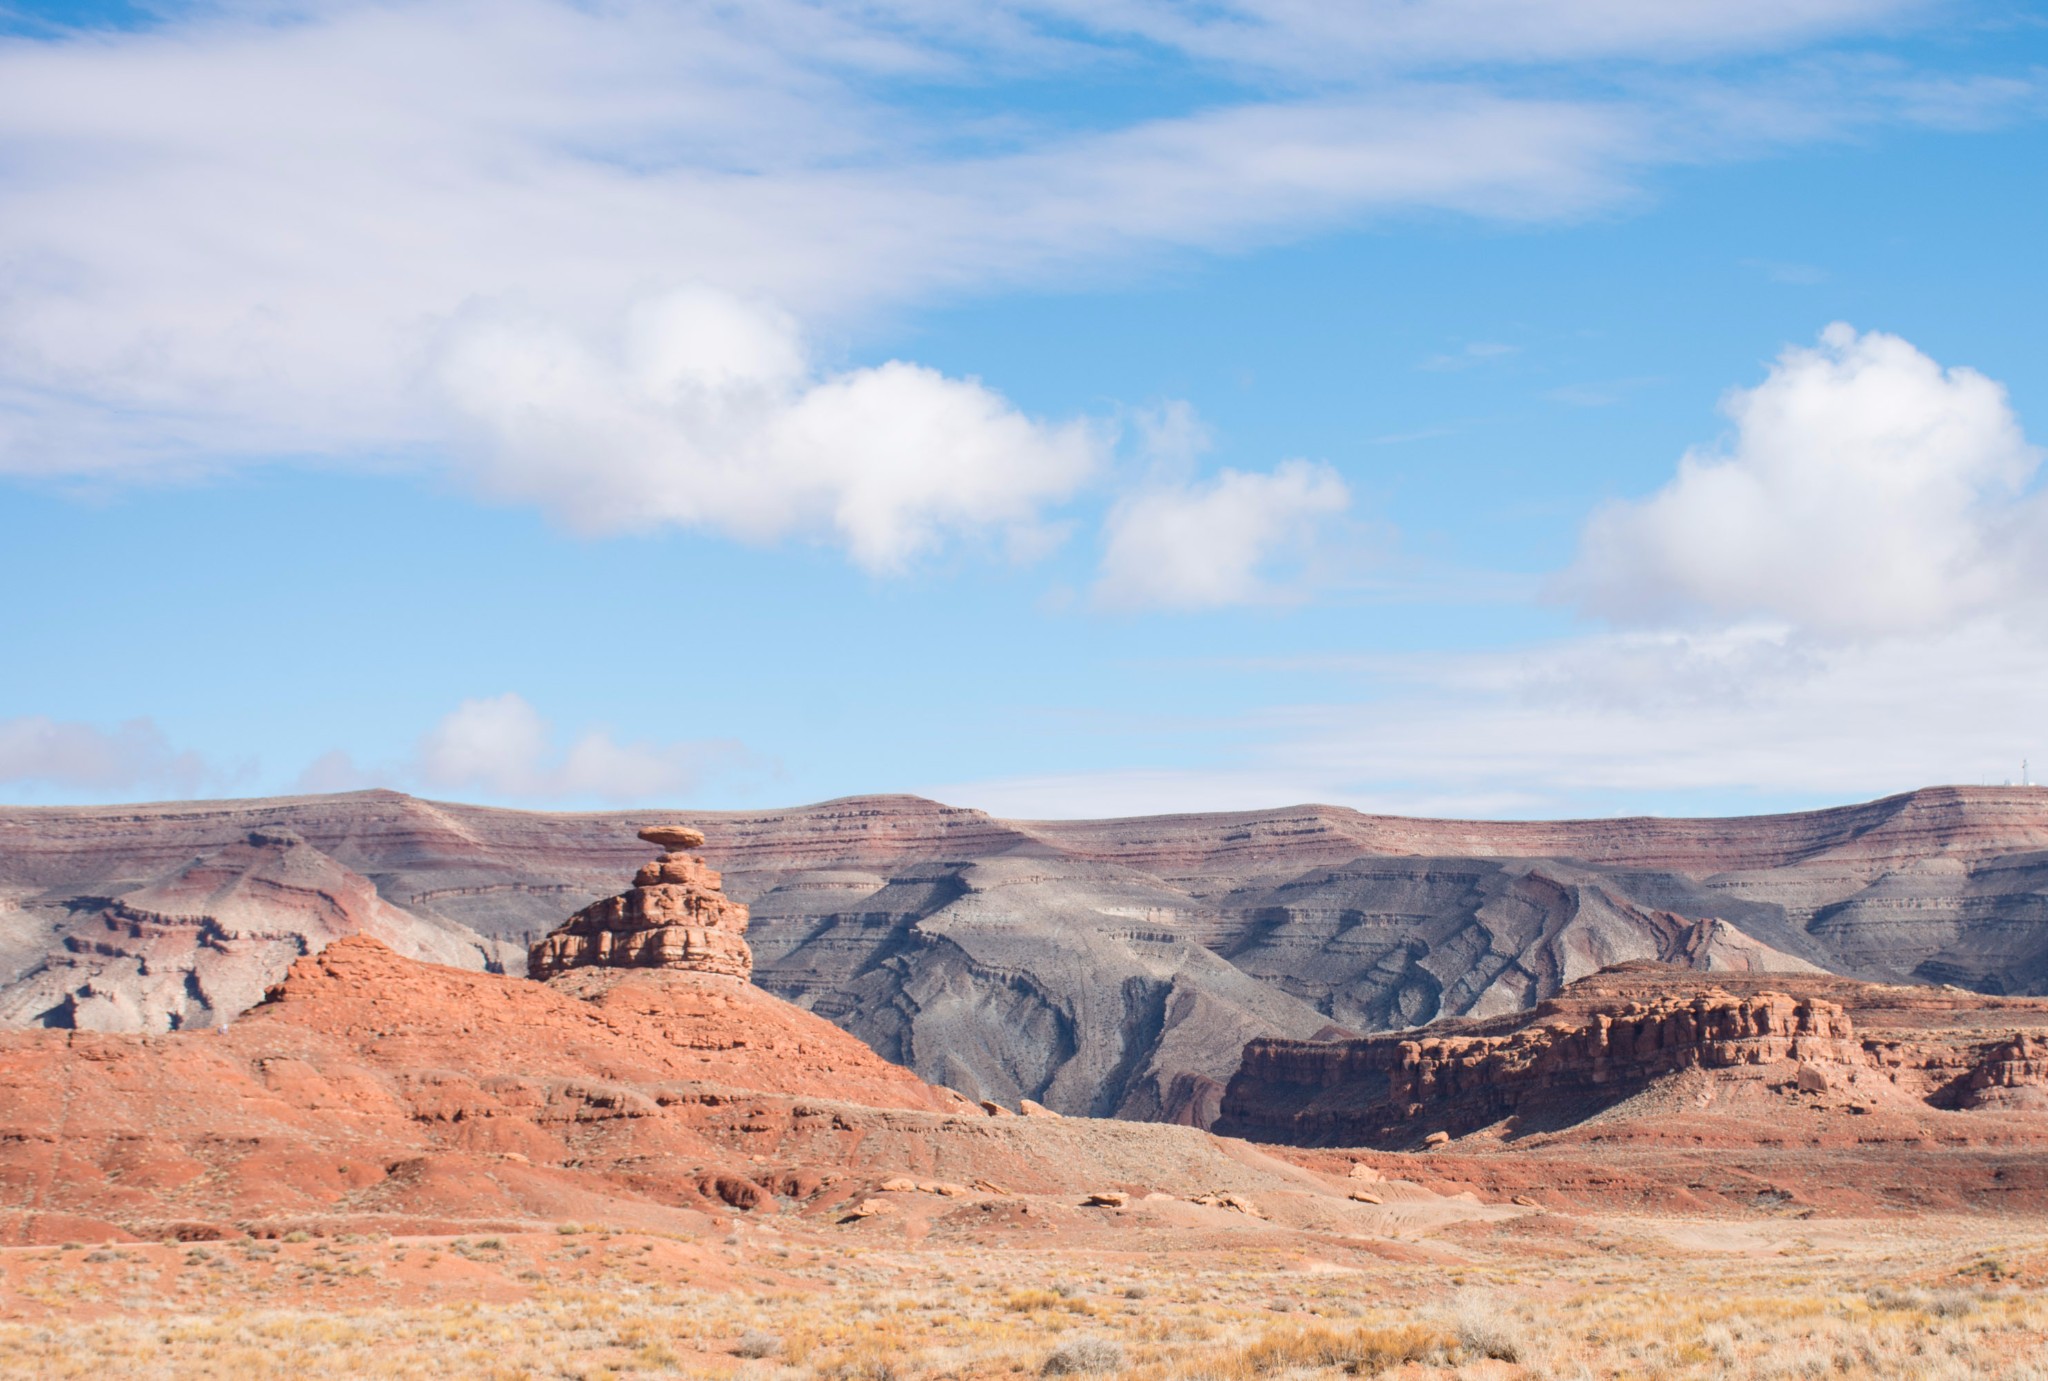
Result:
[11, 785, 2048, 1125]
[0, 828, 503, 1033]
[1962, 1032, 2048, 1110]
[527, 826, 753, 981]
[0, 935, 980, 1243]
[1217, 962, 2048, 1146]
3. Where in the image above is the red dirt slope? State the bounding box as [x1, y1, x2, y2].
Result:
[0, 937, 969, 1243]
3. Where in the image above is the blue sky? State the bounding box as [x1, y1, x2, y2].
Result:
[2, 0, 2046, 819]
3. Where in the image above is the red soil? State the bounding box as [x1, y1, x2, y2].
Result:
[0, 937, 969, 1244]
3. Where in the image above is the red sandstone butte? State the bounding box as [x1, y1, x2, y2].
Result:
[528, 825, 753, 982]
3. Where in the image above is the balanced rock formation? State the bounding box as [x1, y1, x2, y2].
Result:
[527, 826, 752, 982]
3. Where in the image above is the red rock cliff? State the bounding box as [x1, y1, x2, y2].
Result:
[1217, 963, 2048, 1146]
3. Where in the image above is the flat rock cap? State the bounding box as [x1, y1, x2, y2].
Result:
[638, 825, 706, 850]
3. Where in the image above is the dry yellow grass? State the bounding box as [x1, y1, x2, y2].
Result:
[1214, 1320, 1455, 1376]
[5, 1216, 2048, 1379]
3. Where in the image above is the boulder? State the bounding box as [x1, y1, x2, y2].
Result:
[638, 825, 707, 851]
[1191, 1191, 1260, 1215]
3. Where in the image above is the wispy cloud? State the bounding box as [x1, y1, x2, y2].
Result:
[1420, 341, 1520, 372]
[293, 693, 764, 806]
[1365, 425, 1462, 446]
[934, 618, 2048, 819]
[0, 716, 209, 796]
[0, 0, 2016, 580]
[1016, 0, 1937, 75]
[1543, 376, 1663, 407]
[1741, 257, 1830, 285]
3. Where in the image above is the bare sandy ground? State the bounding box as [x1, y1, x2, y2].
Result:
[5, 1188, 2048, 1379]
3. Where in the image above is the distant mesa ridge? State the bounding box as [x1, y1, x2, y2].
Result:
[6, 784, 2048, 1127]
[1215, 961, 2048, 1148]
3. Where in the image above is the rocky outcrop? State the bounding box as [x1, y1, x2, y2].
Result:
[1223, 981, 1859, 1145]
[1, 936, 1423, 1245]
[528, 826, 752, 981]
[1960, 1032, 2048, 1110]
[0, 828, 506, 1033]
[9, 786, 2048, 1125]
[1217, 963, 2048, 1147]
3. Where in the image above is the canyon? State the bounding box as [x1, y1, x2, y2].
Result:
[4, 785, 2048, 1126]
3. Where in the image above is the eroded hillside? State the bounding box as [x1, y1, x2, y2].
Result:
[5, 786, 2048, 1123]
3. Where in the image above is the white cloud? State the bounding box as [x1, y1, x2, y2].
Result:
[1129, 400, 1214, 477]
[1094, 459, 1351, 610]
[933, 618, 2048, 819]
[414, 695, 550, 797]
[438, 289, 1098, 568]
[0, 716, 208, 795]
[950, 325, 2048, 817]
[1565, 324, 2044, 638]
[413, 692, 746, 803]
[0, 8, 1628, 485]
[1022, 0, 1933, 75]
[0, 0, 2002, 565]
[293, 748, 378, 795]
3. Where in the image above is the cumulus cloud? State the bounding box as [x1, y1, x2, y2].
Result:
[958, 326, 2048, 816]
[1565, 324, 2044, 638]
[413, 693, 747, 803]
[0, 716, 208, 795]
[439, 290, 1098, 569]
[1094, 459, 1351, 610]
